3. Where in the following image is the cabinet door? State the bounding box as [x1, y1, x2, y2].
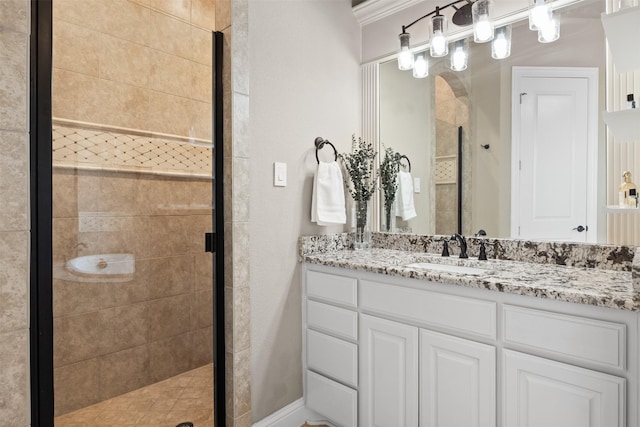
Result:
[503, 350, 625, 427]
[420, 329, 496, 427]
[360, 314, 418, 427]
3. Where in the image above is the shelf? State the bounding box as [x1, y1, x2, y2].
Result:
[602, 109, 640, 142]
[605, 205, 640, 213]
[601, 6, 640, 72]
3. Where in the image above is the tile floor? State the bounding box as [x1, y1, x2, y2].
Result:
[54, 364, 214, 427]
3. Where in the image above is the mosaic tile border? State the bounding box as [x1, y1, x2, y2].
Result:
[435, 155, 457, 184]
[52, 119, 213, 178]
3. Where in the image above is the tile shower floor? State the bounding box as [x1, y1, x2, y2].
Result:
[54, 364, 214, 426]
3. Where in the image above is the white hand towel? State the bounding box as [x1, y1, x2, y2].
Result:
[311, 161, 346, 225]
[395, 171, 417, 221]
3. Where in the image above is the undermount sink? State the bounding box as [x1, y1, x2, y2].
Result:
[66, 253, 135, 276]
[405, 262, 492, 276]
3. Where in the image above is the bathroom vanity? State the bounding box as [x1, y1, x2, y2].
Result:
[300, 235, 640, 427]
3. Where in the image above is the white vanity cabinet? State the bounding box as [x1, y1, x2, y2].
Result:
[502, 305, 628, 427]
[359, 314, 419, 427]
[503, 350, 625, 427]
[420, 329, 496, 427]
[302, 264, 637, 427]
[304, 270, 359, 427]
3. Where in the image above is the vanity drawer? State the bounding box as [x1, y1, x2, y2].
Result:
[307, 329, 358, 387]
[307, 270, 357, 308]
[307, 370, 357, 427]
[503, 305, 626, 370]
[307, 300, 358, 341]
[360, 279, 496, 339]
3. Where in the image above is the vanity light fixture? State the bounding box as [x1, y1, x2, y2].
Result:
[397, 0, 563, 77]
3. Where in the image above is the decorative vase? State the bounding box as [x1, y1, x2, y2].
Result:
[353, 199, 372, 250]
[383, 198, 396, 233]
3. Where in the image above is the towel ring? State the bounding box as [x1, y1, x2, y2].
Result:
[314, 137, 338, 164]
[395, 153, 412, 172]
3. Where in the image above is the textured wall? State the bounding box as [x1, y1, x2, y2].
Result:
[0, 1, 30, 426]
[248, 0, 361, 421]
[217, 0, 254, 425]
[52, 0, 215, 139]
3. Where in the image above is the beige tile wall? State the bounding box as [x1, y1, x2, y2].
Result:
[52, 170, 214, 416]
[0, 0, 31, 426]
[52, 0, 215, 140]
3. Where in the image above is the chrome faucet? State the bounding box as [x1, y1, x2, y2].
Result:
[450, 233, 468, 258]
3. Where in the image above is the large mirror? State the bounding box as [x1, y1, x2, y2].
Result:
[376, 0, 607, 242]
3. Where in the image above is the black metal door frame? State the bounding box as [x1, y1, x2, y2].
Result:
[29, 2, 226, 424]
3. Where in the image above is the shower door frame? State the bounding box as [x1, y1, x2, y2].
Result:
[29, 1, 227, 425]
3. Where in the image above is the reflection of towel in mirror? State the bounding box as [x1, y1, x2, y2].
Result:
[395, 171, 417, 221]
[311, 161, 346, 225]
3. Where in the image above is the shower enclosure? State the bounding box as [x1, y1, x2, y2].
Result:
[30, 1, 225, 425]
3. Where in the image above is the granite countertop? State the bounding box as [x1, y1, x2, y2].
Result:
[302, 248, 638, 311]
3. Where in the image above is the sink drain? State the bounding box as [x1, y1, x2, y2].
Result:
[176, 423, 194, 427]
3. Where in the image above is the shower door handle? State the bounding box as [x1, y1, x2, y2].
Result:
[205, 232, 216, 252]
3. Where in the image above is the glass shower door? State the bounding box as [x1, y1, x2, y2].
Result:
[50, 2, 221, 425]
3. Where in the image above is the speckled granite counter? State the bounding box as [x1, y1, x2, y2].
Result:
[299, 233, 640, 311]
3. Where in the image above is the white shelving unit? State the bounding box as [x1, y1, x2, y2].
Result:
[601, 6, 640, 215]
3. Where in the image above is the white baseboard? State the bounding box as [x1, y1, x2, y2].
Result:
[252, 398, 336, 427]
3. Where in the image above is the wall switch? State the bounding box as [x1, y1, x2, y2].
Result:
[274, 162, 287, 187]
[414, 177, 421, 193]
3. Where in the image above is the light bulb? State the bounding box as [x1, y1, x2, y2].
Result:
[492, 34, 508, 58]
[475, 19, 493, 42]
[529, 0, 552, 30]
[413, 53, 429, 78]
[431, 34, 447, 57]
[450, 41, 468, 71]
[472, 0, 494, 43]
[491, 26, 511, 59]
[398, 50, 414, 70]
[538, 18, 559, 43]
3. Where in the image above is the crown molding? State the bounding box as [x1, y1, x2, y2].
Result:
[353, 0, 424, 26]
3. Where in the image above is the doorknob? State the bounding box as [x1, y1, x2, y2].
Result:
[572, 225, 588, 232]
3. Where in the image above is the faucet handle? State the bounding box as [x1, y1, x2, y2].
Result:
[478, 241, 487, 261]
[441, 239, 450, 257]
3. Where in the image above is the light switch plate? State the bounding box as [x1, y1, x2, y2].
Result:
[414, 177, 421, 193]
[274, 162, 287, 187]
